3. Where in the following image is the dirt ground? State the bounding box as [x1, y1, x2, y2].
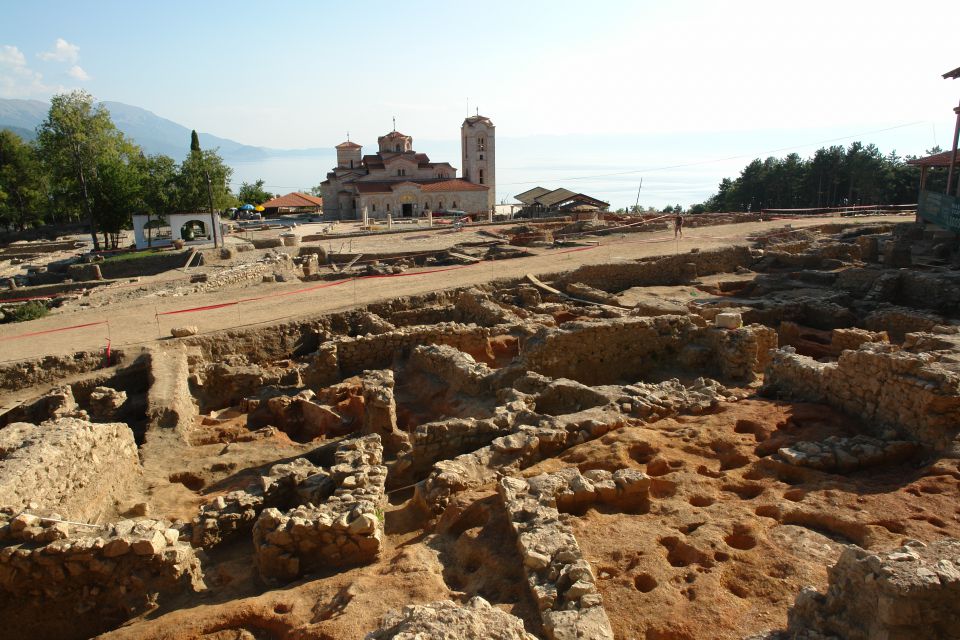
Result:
[0, 215, 908, 363]
[94, 396, 960, 640]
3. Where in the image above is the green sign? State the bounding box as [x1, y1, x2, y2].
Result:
[917, 191, 960, 232]
[919, 190, 960, 231]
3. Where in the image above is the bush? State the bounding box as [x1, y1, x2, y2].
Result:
[4, 300, 50, 323]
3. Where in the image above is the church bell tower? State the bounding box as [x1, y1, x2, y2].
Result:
[461, 114, 495, 211]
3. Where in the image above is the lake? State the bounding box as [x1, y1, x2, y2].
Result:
[227, 125, 934, 210]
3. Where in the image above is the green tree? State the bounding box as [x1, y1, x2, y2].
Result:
[135, 153, 178, 217]
[133, 153, 178, 247]
[237, 179, 274, 205]
[309, 183, 323, 198]
[176, 145, 234, 212]
[36, 91, 128, 249]
[92, 144, 143, 249]
[190, 129, 201, 153]
[0, 130, 47, 230]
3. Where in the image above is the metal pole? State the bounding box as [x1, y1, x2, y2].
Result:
[205, 170, 217, 248]
[947, 103, 960, 196]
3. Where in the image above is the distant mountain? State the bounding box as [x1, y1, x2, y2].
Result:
[0, 98, 48, 132]
[0, 124, 36, 141]
[0, 97, 332, 163]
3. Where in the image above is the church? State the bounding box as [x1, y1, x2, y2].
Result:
[320, 115, 495, 220]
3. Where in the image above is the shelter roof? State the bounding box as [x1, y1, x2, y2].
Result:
[535, 188, 578, 207]
[907, 150, 960, 167]
[515, 186, 552, 205]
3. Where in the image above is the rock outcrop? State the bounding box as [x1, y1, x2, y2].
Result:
[0, 418, 141, 521]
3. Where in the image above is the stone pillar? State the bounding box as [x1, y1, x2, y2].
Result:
[302, 254, 317, 278]
[361, 206, 369, 228]
[859, 236, 879, 262]
[360, 370, 410, 455]
[427, 210, 433, 227]
[387, 214, 393, 229]
[487, 208, 494, 223]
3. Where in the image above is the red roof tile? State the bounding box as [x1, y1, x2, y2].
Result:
[336, 141, 362, 149]
[907, 150, 960, 167]
[261, 192, 323, 208]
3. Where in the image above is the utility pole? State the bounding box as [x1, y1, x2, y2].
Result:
[204, 169, 218, 248]
[634, 178, 643, 213]
[943, 65, 960, 197]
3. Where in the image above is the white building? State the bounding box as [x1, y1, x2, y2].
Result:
[320, 115, 495, 220]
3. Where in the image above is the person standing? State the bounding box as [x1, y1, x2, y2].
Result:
[674, 213, 684, 237]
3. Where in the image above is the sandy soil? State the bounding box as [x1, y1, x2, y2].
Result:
[0, 215, 907, 363]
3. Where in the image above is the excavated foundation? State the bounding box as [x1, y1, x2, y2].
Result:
[1, 222, 960, 639]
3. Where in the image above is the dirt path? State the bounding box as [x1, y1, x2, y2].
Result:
[0, 216, 904, 362]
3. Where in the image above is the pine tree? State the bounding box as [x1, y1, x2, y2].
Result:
[190, 130, 201, 154]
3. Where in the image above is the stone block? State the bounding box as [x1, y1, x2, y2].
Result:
[715, 312, 743, 329]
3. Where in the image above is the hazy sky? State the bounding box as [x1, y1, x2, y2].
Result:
[1, 1, 959, 206]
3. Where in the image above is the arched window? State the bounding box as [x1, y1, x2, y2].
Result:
[349, 159, 353, 168]
[387, 203, 391, 212]
[479, 169, 484, 185]
[372, 204, 377, 212]
[453, 201, 457, 209]
[395, 144, 400, 152]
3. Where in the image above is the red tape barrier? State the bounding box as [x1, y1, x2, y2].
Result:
[0, 320, 107, 342]
[5, 214, 861, 342]
[155, 264, 476, 317]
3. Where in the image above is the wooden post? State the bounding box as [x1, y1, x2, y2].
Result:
[947, 103, 960, 196]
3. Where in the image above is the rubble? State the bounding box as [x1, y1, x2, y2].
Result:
[0, 509, 204, 619]
[777, 435, 917, 473]
[253, 434, 387, 582]
[779, 539, 960, 640]
[367, 597, 537, 640]
[191, 457, 330, 548]
[87, 386, 127, 419]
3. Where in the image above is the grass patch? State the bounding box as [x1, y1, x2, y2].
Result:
[4, 300, 49, 323]
[101, 248, 169, 263]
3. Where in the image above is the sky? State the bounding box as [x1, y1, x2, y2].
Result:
[1, 0, 959, 207]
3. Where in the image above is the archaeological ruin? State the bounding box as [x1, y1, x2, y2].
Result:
[2, 219, 960, 639]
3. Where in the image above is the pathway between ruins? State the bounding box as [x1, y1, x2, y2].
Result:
[0, 215, 905, 362]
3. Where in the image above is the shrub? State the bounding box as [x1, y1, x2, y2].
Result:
[5, 300, 49, 323]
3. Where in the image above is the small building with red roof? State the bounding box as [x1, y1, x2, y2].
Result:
[260, 192, 324, 216]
